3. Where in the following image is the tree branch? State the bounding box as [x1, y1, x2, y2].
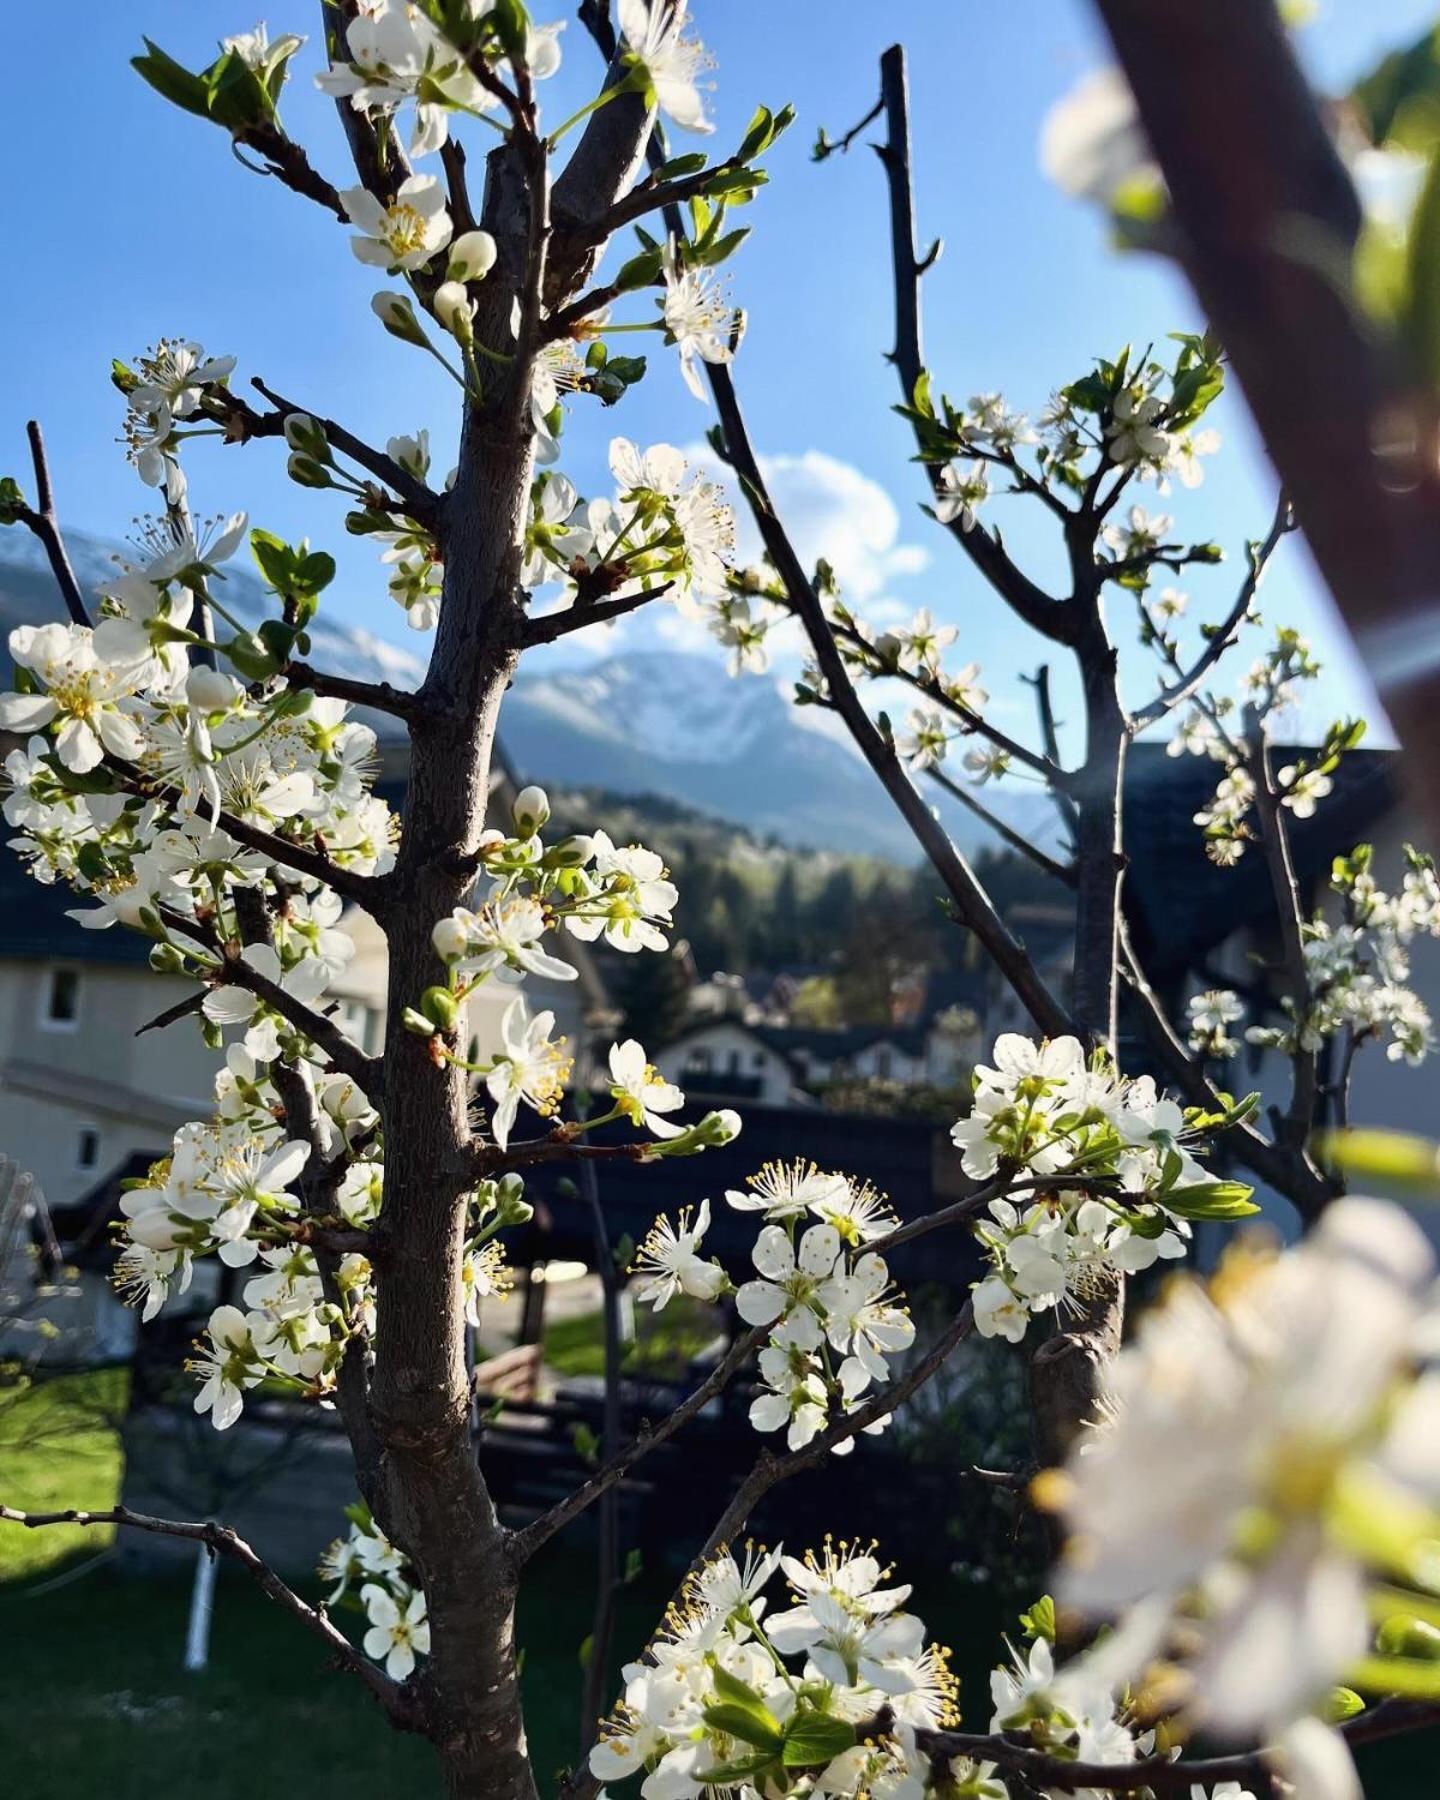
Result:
[712, 363, 1075, 1039]
[875, 46, 1073, 646]
[15, 422, 91, 627]
[214, 942, 384, 1100]
[924, 763, 1077, 886]
[913, 1697, 1440, 1793]
[1118, 912, 1334, 1218]
[212, 380, 441, 530]
[519, 582, 674, 647]
[1133, 493, 1294, 728]
[510, 1326, 765, 1564]
[233, 122, 348, 222]
[286, 660, 429, 723]
[0, 1503, 415, 1724]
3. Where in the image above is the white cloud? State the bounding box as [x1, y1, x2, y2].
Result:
[686, 443, 930, 605]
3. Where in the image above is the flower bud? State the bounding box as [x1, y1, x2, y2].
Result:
[546, 834, 595, 870]
[431, 914, 470, 963]
[420, 985, 460, 1033]
[448, 229, 498, 283]
[511, 785, 550, 837]
[150, 943, 186, 975]
[283, 413, 332, 462]
[371, 291, 431, 348]
[186, 666, 242, 712]
[402, 1006, 436, 1038]
[433, 281, 476, 341]
[287, 452, 334, 490]
[1377, 1616, 1440, 1661]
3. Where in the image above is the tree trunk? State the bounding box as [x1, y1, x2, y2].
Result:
[355, 134, 544, 1799]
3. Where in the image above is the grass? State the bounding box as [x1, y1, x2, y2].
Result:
[0, 1365, 128, 1579]
[3, 1371, 1437, 1797]
[543, 1296, 721, 1381]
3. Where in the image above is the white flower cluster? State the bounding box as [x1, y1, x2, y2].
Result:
[319, 1512, 430, 1681]
[1054, 1197, 1440, 1800]
[317, 0, 563, 161]
[120, 338, 236, 503]
[1186, 850, 1440, 1070]
[951, 1034, 1247, 1343]
[988, 1629, 1161, 1796]
[521, 438, 736, 625]
[634, 1163, 917, 1452]
[590, 1540, 959, 1799]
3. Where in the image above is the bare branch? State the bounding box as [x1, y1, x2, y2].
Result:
[1117, 913, 1334, 1218]
[233, 122, 348, 221]
[1245, 713, 1319, 1150]
[924, 764, 1076, 885]
[711, 362, 1076, 1039]
[0, 1503, 415, 1724]
[14, 422, 91, 627]
[1134, 494, 1294, 728]
[286, 659, 429, 723]
[520, 582, 674, 647]
[208, 380, 441, 530]
[511, 1327, 765, 1563]
[215, 942, 384, 1099]
[912, 1697, 1440, 1793]
[875, 46, 1073, 646]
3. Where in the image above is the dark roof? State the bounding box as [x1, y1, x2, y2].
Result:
[663, 1017, 933, 1065]
[0, 850, 154, 967]
[519, 1101, 976, 1289]
[1121, 743, 1399, 979]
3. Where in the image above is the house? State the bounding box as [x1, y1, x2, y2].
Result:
[654, 1004, 979, 1106]
[0, 725, 612, 1216]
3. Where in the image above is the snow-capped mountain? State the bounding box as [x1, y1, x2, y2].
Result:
[0, 529, 1062, 860]
[502, 651, 923, 856]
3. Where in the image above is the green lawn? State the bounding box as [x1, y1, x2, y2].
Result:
[3, 1370, 1436, 1798]
[0, 1365, 128, 1579]
[543, 1296, 721, 1380]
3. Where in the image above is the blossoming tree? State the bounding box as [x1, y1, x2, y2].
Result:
[4, 5, 1440, 1799]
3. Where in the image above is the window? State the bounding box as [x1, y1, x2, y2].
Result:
[41, 966, 80, 1030]
[876, 1049, 893, 1080]
[686, 1048, 713, 1074]
[752, 1052, 766, 1070]
[76, 1128, 100, 1172]
[336, 997, 373, 1054]
[726, 1049, 741, 1074]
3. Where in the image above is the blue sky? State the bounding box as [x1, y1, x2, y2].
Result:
[3, 1, 1436, 755]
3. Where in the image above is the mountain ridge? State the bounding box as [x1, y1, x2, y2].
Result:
[0, 528, 1061, 861]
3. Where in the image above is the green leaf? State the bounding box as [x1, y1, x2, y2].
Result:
[1161, 1181, 1259, 1221]
[615, 246, 664, 292]
[701, 1703, 784, 1752]
[1349, 1653, 1440, 1700]
[654, 151, 709, 180]
[709, 1663, 776, 1722]
[1351, 24, 1440, 152]
[695, 1752, 781, 1785]
[1020, 1594, 1057, 1643]
[132, 40, 212, 119]
[1406, 145, 1440, 391]
[1318, 1127, 1440, 1192]
[695, 227, 750, 268]
[737, 104, 775, 163]
[780, 1708, 856, 1768]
